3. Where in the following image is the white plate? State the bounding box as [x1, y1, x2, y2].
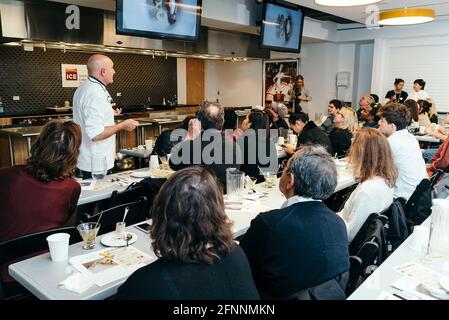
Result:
[101, 232, 137, 247]
[130, 171, 151, 178]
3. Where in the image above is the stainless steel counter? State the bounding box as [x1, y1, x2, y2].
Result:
[0, 126, 43, 165]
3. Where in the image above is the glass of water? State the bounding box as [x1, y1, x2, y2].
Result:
[91, 156, 107, 180]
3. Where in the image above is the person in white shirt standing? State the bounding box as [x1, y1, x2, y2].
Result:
[409, 79, 430, 102]
[73, 54, 139, 179]
[378, 103, 428, 201]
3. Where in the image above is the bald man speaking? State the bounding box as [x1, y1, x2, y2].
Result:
[73, 54, 139, 179]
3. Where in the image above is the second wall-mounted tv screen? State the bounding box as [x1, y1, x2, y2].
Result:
[116, 0, 202, 41]
[260, 1, 304, 53]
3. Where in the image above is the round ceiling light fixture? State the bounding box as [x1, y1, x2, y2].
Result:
[378, 8, 435, 26]
[315, 0, 381, 6]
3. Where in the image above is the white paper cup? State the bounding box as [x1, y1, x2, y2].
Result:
[149, 155, 160, 169]
[409, 225, 430, 252]
[289, 134, 297, 146]
[145, 139, 153, 150]
[47, 233, 70, 262]
[278, 137, 285, 146]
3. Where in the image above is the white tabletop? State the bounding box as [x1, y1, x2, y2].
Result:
[415, 134, 440, 143]
[348, 216, 449, 300]
[13, 165, 356, 300]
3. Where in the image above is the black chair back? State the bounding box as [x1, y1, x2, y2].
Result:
[281, 271, 349, 300]
[111, 178, 165, 219]
[381, 199, 409, 254]
[402, 179, 432, 232]
[346, 213, 387, 296]
[0, 226, 82, 300]
[80, 196, 148, 235]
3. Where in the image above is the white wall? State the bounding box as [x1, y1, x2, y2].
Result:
[337, 43, 356, 104]
[354, 43, 374, 107]
[204, 59, 263, 108]
[300, 42, 339, 118]
[176, 58, 187, 105]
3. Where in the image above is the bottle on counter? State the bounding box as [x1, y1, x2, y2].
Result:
[162, 97, 166, 106]
[0, 97, 4, 113]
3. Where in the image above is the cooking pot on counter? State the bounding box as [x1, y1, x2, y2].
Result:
[115, 153, 134, 170]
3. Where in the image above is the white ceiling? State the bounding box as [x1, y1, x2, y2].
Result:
[48, 0, 449, 24]
[287, 0, 449, 24]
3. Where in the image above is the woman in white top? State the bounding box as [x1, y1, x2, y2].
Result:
[337, 128, 397, 242]
[410, 79, 430, 102]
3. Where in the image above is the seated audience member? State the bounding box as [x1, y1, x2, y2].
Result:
[385, 78, 408, 104]
[223, 108, 238, 130]
[422, 127, 448, 163]
[378, 103, 428, 201]
[320, 99, 343, 135]
[356, 95, 375, 120]
[116, 166, 260, 300]
[283, 112, 333, 155]
[238, 110, 277, 183]
[223, 109, 241, 142]
[151, 116, 193, 157]
[240, 146, 349, 299]
[169, 101, 241, 190]
[404, 99, 419, 130]
[337, 128, 397, 242]
[426, 138, 449, 177]
[370, 94, 379, 104]
[359, 103, 379, 128]
[269, 103, 289, 130]
[329, 106, 358, 157]
[417, 99, 438, 126]
[0, 120, 82, 242]
[410, 79, 430, 101]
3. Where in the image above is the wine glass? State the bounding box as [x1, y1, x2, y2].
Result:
[91, 156, 107, 180]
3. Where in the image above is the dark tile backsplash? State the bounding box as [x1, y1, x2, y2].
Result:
[0, 46, 177, 115]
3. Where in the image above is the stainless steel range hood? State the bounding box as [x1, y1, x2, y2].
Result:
[0, 0, 269, 60]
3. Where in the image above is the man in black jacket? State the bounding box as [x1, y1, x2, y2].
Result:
[169, 101, 241, 190]
[283, 112, 333, 155]
[239, 146, 350, 299]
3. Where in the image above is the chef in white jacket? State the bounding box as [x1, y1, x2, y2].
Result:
[73, 54, 138, 179]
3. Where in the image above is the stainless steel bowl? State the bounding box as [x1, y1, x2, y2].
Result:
[115, 152, 126, 161]
[115, 157, 134, 170]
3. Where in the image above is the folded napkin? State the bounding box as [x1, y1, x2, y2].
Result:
[59, 270, 95, 294]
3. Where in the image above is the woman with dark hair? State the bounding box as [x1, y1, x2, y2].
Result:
[417, 99, 438, 127]
[238, 110, 277, 182]
[320, 99, 343, 134]
[291, 75, 312, 114]
[116, 166, 259, 300]
[0, 120, 82, 242]
[385, 78, 408, 104]
[337, 128, 397, 242]
[410, 79, 430, 101]
[417, 99, 438, 125]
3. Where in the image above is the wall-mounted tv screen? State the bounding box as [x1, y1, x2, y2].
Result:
[116, 0, 202, 41]
[260, 1, 304, 53]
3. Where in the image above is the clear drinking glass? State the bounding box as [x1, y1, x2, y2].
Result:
[245, 176, 258, 193]
[263, 172, 277, 188]
[159, 156, 168, 170]
[77, 223, 101, 250]
[91, 156, 107, 180]
[226, 168, 245, 201]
